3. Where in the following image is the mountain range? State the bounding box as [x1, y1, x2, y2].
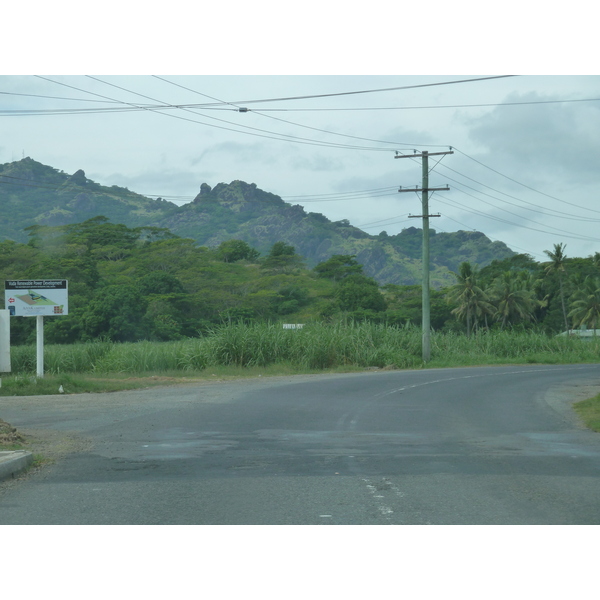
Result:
[0, 157, 516, 286]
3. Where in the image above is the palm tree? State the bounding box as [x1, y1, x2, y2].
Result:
[568, 277, 600, 335]
[447, 262, 494, 336]
[489, 271, 537, 329]
[544, 243, 569, 332]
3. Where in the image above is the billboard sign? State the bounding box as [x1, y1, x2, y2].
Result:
[5, 280, 68, 317]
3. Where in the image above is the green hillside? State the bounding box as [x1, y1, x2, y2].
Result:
[0, 157, 516, 285]
[0, 157, 176, 236]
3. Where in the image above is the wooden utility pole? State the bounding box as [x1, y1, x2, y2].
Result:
[395, 149, 453, 362]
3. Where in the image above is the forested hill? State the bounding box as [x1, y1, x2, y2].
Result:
[0, 157, 515, 286]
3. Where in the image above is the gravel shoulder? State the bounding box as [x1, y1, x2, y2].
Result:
[541, 380, 600, 429]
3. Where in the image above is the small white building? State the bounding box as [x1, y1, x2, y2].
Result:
[556, 328, 600, 339]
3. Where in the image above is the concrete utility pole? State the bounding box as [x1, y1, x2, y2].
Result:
[395, 149, 453, 362]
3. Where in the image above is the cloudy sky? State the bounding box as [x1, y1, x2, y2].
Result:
[2, 7, 599, 263]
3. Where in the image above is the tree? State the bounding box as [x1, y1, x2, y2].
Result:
[335, 274, 387, 313]
[273, 285, 310, 315]
[446, 262, 494, 336]
[479, 253, 539, 287]
[313, 254, 363, 281]
[489, 271, 537, 329]
[568, 277, 600, 333]
[0, 240, 40, 277]
[215, 239, 260, 263]
[544, 243, 569, 332]
[81, 284, 148, 342]
[260, 242, 305, 273]
[65, 217, 140, 251]
[138, 271, 186, 296]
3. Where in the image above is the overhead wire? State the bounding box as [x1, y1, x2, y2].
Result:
[440, 213, 477, 232]
[0, 90, 122, 104]
[436, 184, 600, 240]
[282, 185, 398, 199]
[451, 146, 600, 212]
[3, 88, 598, 117]
[148, 75, 519, 107]
[0, 172, 197, 203]
[0, 174, 70, 191]
[436, 168, 600, 222]
[85, 75, 437, 152]
[226, 97, 600, 112]
[152, 75, 448, 149]
[358, 217, 413, 230]
[434, 189, 600, 243]
[281, 186, 400, 202]
[6, 76, 528, 153]
[34, 75, 392, 152]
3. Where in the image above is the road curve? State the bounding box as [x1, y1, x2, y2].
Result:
[1, 364, 599, 524]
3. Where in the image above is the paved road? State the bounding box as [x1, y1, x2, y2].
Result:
[1, 364, 600, 524]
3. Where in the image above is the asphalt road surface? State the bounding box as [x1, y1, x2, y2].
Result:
[1, 364, 600, 524]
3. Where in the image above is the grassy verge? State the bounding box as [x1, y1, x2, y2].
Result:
[573, 394, 600, 432]
[0, 371, 200, 396]
[0, 363, 364, 396]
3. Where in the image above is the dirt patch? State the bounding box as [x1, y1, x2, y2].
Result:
[1, 416, 90, 461]
[17, 427, 92, 461]
[0, 418, 26, 446]
[0, 423, 91, 493]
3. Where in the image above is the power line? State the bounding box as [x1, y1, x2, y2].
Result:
[9, 75, 516, 152]
[436, 191, 600, 243]
[0, 174, 67, 191]
[156, 75, 519, 107]
[78, 75, 403, 152]
[358, 217, 413, 230]
[282, 186, 400, 202]
[283, 185, 397, 199]
[229, 97, 600, 112]
[432, 221, 547, 260]
[452, 146, 600, 214]
[438, 168, 600, 222]
[33, 76, 370, 151]
[440, 213, 477, 231]
[153, 75, 449, 149]
[291, 191, 400, 203]
[5, 88, 597, 117]
[0, 90, 121, 104]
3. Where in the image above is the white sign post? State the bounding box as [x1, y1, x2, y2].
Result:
[0, 309, 10, 373]
[5, 280, 68, 378]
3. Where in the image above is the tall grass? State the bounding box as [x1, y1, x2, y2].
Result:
[7, 322, 600, 376]
[431, 329, 600, 366]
